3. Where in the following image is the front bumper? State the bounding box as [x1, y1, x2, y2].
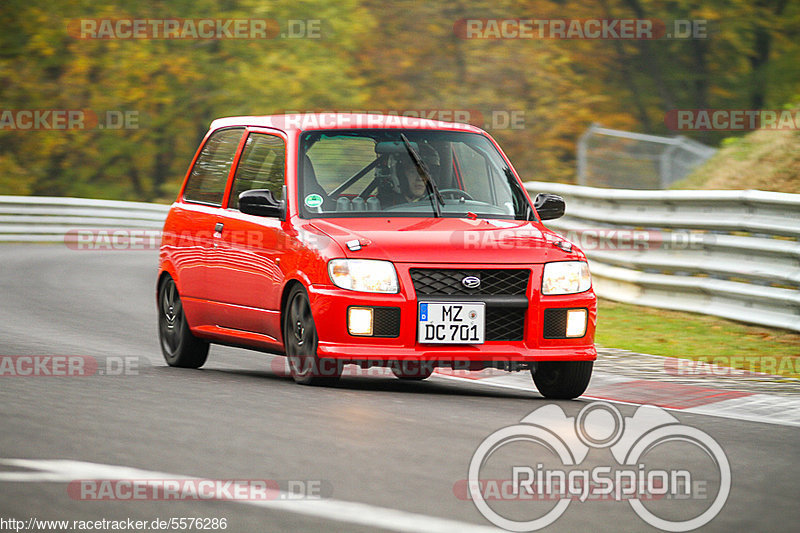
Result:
[306, 264, 597, 365]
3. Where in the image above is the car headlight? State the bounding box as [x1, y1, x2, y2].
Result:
[542, 261, 591, 295]
[328, 259, 399, 293]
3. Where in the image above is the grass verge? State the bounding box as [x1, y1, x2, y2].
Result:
[595, 299, 800, 379]
[670, 127, 799, 193]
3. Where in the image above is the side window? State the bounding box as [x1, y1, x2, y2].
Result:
[183, 128, 244, 206]
[229, 133, 286, 209]
[453, 142, 492, 203]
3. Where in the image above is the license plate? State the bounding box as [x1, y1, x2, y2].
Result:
[418, 302, 485, 344]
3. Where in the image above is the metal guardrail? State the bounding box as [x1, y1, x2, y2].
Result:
[0, 196, 168, 243]
[577, 124, 717, 189]
[3, 192, 799, 332]
[525, 181, 800, 332]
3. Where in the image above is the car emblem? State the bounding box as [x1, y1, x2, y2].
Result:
[462, 276, 481, 289]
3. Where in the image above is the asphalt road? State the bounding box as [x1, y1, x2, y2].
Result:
[0, 245, 797, 532]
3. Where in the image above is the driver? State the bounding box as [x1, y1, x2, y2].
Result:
[396, 159, 428, 202]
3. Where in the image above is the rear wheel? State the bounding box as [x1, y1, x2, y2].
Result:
[284, 285, 341, 385]
[158, 277, 209, 368]
[532, 361, 593, 399]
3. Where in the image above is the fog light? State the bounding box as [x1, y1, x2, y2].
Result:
[566, 309, 587, 337]
[348, 307, 374, 336]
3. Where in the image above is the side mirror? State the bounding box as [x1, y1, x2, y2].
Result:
[239, 189, 285, 220]
[534, 193, 565, 221]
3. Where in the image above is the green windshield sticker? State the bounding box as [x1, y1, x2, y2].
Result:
[305, 194, 323, 208]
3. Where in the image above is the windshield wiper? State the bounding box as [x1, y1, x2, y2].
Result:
[400, 133, 444, 217]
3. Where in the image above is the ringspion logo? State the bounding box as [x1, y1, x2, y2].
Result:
[464, 402, 730, 531]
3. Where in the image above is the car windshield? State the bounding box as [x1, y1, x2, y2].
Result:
[298, 129, 533, 220]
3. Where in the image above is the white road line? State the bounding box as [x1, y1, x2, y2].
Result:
[0, 459, 502, 533]
[432, 372, 800, 428]
[683, 394, 800, 427]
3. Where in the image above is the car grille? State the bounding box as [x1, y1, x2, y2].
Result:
[410, 269, 529, 342]
[373, 307, 401, 337]
[410, 269, 529, 296]
[543, 308, 568, 338]
[486, 308, 526, 341]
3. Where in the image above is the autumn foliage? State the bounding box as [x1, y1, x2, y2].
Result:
[1, 0, 797, 200]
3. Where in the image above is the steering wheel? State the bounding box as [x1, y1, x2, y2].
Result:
[424, 188, 475, 201]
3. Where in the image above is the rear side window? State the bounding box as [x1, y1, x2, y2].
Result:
[229, 133, 286, 210]
[183, 128, 244, 206]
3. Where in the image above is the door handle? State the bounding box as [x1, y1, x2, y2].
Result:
[214, 222, 224, 233]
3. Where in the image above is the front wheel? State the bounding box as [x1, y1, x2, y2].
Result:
[158, 277, 209, 368]
[532, 361, 593, 399]
[284, 285, 341, 385]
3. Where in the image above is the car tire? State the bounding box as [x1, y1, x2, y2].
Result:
[532, 361, 593, 399]
[391, 361, 434, 380]
[158, 277, 209, 368]
[284, 285, 341, 385]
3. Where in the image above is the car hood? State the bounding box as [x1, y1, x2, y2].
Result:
[308, 217, 582, 264]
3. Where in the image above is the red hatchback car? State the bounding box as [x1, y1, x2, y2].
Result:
[157, 114, 596, 398]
